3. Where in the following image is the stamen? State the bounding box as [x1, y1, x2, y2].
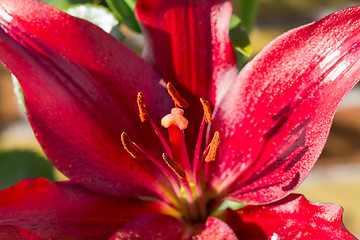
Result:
[162, 153, 186, 179]
[121, 132, 140, 159]
[137, 92, 147, 122]
[200, 98, 212, 123]
[205, 131, 220, 162]
[167, 82, 189, 108]
[161, 108, 189, 130]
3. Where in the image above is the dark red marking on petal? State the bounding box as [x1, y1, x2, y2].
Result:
[207, 6, 360, 204]
[281, 171, 300, 191]
[284, 146, 309, 172]
[240, 129, 306, 186]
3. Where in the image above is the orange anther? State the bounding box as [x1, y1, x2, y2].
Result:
[137, 92, 147, 122]
[162, 153, 186, 179]
[167, 82, 189, 108]
[121, 132, 140, 159]
[200, 98, 212, 123]
[205, 131, 220, 162]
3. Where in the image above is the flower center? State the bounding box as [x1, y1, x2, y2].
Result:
[121, 82, 220, 223]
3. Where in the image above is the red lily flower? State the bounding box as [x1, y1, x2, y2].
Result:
[0, 0, 359, 239]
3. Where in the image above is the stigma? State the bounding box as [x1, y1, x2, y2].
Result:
[161, 108, 189, 130]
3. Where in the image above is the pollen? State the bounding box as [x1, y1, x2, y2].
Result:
[167, 82, 189, 108]
[161, 108, 189, 130]
[120, 132, 140, 159]
[205, 131, 220, 162]
[162, 153, 186, 179]
[200, 98, 212, 123]
[137, 92, 147, 122]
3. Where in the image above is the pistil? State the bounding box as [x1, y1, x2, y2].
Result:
[120, 83, 222, 223]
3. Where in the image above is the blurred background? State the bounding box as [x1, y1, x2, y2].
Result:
[0, 0, 360, 237]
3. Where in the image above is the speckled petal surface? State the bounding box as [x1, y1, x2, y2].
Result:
[206, 6, 360, 204]
[234, 194, 356, 239]
[0, 226, 42, 240]
[109, 213, 184, 239]
[195, 217, 238, 240]
[0, 178, 170, 240]
[0, 0, 173, 199]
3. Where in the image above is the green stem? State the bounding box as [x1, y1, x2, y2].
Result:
[240, 0, 259, 32]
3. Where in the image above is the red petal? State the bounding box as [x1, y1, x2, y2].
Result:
[195, 217, 238, 240]
[0, 178, 170, 240]
[0, 226, 42, 240]
[135, 0, 237, 104]
[109, 213, 184, 239]
[206, 6, 360, 203]
[230, 194, 356, 240]
[0, 0, 173, 198]
[135, 0, 237, 150]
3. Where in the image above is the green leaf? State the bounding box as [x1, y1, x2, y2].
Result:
[11, 74, 25, 111]
[105, 0, 140, 33]
[217, 199, 247, 212]
[40, 0, 94, 11]
[230, 14, 241, 30]
[67, 4, 119, 34]
[229, 18, 252, 57]
[0, 150, 54, 190]
[110, 24, 125, 41]
[123, 0, 137, 10]
[239, 0, 259, 32]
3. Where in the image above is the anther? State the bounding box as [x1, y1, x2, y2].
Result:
[167, 82, 189, 108]
[200, 98, 212, 123]
[162, 153, 186, 179]
[205, 131, 220, 162]
[121, 132, 140, 159]
[137, 92, 147, 122]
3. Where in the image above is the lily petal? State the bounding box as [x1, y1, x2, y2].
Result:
[207, 6, 360, 203]
[135, 0, 237, 150]
[0, 0, 173, 198]
[135, 0, 237, 105]
[0, 226, 42, 240]
[195, 217, 238, 240]
[109, 213, 184, 239]
[230, 194, 356, 240]
[0, 178, 170, 240]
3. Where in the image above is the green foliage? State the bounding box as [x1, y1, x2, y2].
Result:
[105, 0, 140, 32]
[0, 150, 54, 190]
[67, 4, 122, 37]
[239, 0, 259, 32]
[217, 199, 247, 212]
[11, 75, 25, 111]
[229, 15, 252, 57]
[40, 0, 94, 10]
